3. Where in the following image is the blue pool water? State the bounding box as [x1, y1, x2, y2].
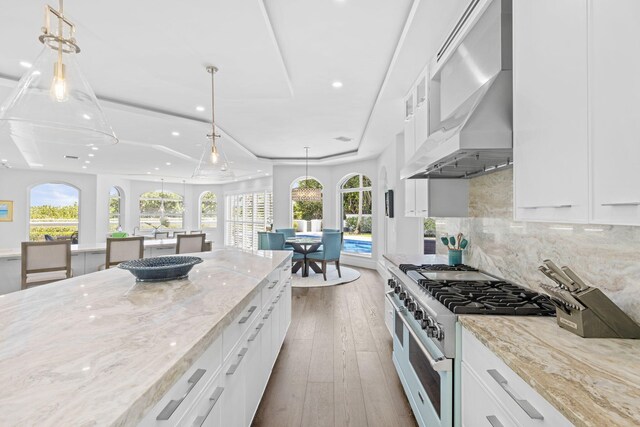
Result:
[298, 234, 372, 254]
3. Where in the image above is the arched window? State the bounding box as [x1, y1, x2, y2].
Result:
[29, 183, 79, 242]
[139, 190, 183, 230]
[339, 174, 372, 255]
[290, 177, 323, 234]
[200, 191, 217, 229]
[109, 187, 123, 231]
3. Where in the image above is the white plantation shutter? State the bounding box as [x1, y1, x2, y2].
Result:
[224, 190, 273, 250]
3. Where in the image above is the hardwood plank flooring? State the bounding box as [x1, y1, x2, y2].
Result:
[252, 268, 417, 427]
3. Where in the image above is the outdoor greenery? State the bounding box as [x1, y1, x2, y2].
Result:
[292, 179, 323, 221]
[341, 174, 372, 235]
[109, 189, 121, 232]
[424, 217, 436, 237]
[200, 191, 218, 229]
[139, 191, 184, 230]
[29, 203, 79, 241]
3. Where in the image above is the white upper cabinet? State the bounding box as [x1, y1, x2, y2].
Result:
[513, 0, 590, 223]
[404, 92, 417, 216]
[589, 0, 640, 225]
[414, 75, 429, 150]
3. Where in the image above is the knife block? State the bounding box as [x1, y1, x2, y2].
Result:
[555, 288, 640, 339]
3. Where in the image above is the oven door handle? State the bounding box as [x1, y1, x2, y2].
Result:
[386, 293, 452, 372]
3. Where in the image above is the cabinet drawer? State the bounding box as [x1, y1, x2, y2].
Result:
[139, 335, 222, 426]
[461, 328, 572, 426]
[178, 374, 224, 427]
[223, 291, 261, 360]
[461, 362, 517, 427]
[261, 270, 281, 308]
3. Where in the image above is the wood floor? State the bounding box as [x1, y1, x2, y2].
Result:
[252, 268, 418, 427]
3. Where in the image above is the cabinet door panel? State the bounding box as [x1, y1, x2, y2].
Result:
[513, 0, 589, 223]
[590, 0, 640, 225]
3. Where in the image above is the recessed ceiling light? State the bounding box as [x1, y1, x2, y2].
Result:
[85, 160, 90, 164]
[154, 167, 159, 171]
[82, 166, 87, 169]
[265, 173, 270, 176]
[82, 113, 91, 120]
[146, 172, 151, 174]
[88, 153, 95, 157]
[19, 61, 32, 68]
[91, 147, 99, 151]
[1, 159, 7, 162]
[196, 106, 205, 112]
[171, 131, 180, 136]
[332, 81, 343, 88]
[257, 169, 262, 172]
[165, 162, 171, 166]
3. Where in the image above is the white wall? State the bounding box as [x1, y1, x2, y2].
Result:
[0, 169, 98, 248]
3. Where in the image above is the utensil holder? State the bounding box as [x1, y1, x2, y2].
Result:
[448, 249, 462, 266]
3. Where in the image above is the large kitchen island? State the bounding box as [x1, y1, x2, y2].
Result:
[0, 248, 292, 427]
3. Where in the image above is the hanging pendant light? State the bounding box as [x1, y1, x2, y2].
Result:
[193, 66, 233, 180]
[291, 147, 322, 202]
[0, 0, 117, 147]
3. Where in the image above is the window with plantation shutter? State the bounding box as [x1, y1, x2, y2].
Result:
[225, 190, 273, 250]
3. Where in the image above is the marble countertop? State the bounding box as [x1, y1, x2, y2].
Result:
[0, 238, 209, 259]
[0, 248, 290, 426]
[383, 253, 449, 268]
[460, 316, 640, 427]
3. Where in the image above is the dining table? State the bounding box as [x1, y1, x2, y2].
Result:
[285, 236, 322, 277]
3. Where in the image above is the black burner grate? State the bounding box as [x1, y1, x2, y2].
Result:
[417, 279, 556, 316]
[399, 263, 477, 274]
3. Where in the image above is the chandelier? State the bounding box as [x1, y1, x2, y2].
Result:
[291, 147, 322, 202]
[0, 0, 118, 147]
[193, 66, 232, 179]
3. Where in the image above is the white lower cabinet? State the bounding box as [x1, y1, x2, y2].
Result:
[138, 259, 292, 427]
[461, 327, 572, 427]
[0, 257, 21, 294]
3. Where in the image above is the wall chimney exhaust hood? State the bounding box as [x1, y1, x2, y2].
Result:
[402, 0, 512, 180]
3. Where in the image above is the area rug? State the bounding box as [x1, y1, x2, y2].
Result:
[291, 265, 360, 288]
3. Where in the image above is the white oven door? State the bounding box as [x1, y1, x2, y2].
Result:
[387, 292, 453, 427]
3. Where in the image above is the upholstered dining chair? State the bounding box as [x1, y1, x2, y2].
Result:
[104, 236, 144, 269]
[190, 230, 203, 234]
[176, 233, 206, 254]
[172, 231, 187, 238]
[154, 231, 170, 239]
[275, 228, 296, 249]
[267, 232, 304, 265]
[305, 232, 343, 281]
[21, 241, 72, 290]
[322, 228, 340, 233]
[258, 231, 270, 250]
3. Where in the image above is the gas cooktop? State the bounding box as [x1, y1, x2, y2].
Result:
[399, 263, 556, 316]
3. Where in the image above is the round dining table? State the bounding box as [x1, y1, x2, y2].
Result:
[285, 237, 322, 277]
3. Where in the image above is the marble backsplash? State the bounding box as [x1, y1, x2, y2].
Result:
[436, 168, 640, 323]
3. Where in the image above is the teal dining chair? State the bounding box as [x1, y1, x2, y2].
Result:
[258, 231, 270, 250]
[267, 232, 304, 268]
[275, 228, 296, 249]
[322, 228, 340, 233]
[306, 232, 342, 281]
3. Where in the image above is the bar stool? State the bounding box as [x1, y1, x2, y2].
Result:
[21, 241, 72, 290]
[103, 236, 144, 269]
[176, 233, 206, 254]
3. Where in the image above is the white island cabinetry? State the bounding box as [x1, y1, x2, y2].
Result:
[140, 261, 292, 427]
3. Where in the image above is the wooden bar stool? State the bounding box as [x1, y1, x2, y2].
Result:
[21, 241, 72, 290]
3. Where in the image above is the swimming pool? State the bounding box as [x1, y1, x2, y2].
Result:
[298, 234, 372, 254]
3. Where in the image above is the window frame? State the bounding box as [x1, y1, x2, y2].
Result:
[338, 174, 373, 257]
[109, 186, 124, 232]
[225, 190, 273, 250]
[199, 191, 218, 230]
[138, 190, 184, 230]
[28, 182, 81, 242]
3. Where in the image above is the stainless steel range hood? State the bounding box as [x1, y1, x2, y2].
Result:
[402, 0, 512, 180]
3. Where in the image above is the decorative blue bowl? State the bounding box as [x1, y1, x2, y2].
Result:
[118, 256, 203, 282]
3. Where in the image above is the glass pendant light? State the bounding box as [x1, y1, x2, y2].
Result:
[291, 147, 322, 202]
[193, 66, 233, 180]
[0, 0, 118, 147]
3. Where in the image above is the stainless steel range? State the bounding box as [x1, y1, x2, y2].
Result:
[386, 263, 555, 427]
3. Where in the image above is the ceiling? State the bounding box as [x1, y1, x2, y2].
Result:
[0, 0, 469, 183]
